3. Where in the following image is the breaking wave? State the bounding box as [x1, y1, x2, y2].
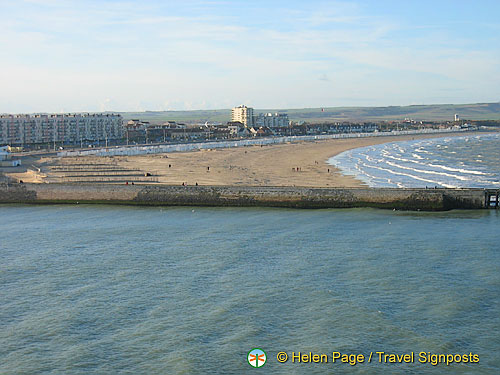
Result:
[328, 133, 500, 188]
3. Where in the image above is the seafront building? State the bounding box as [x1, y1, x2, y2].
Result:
[232, 105, 289, 129]
[0, 113, 123, 146]
[231, 105, 254, 127]
[254, 113, 290, 128]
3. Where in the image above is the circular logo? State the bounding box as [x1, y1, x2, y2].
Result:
[247, 348, 267, 368]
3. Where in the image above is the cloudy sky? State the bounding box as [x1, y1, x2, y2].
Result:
[1, 0, 499, 113]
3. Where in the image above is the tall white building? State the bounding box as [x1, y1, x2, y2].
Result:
[231, 105, 254, 127]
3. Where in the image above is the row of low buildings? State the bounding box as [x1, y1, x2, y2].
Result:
[0, 112, 251, 146]
[124, 119, 244, 143]
[0, 108, 382, 147]
[230, 105, 379, 136]
[0, 113, 123, 146]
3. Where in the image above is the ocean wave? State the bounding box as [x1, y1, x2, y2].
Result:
[426, 163, 489, 176]
[357, 160, 459, 188]
[383, 160, 472, 181]
[328, 133, 500, 188]
[373, 147, 489, 177]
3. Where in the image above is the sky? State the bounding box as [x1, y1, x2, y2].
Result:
[1, 0, 499, 113]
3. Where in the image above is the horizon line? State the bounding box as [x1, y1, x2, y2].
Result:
[1, 101, 499, 115]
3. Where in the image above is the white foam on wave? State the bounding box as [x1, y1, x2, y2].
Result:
[426, 163, 488, 176]
[328, 133, 500, 188]
[415, 147, 431, 154]
[357, 160, 459, 188]
[382, 139, 490, 176]
[384, 160, 472, 181]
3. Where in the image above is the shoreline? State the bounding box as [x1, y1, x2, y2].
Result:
[74, 130, 497, 188]
[4, 130, 496, 188]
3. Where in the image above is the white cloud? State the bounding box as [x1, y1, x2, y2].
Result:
[0, 0, 498, 112]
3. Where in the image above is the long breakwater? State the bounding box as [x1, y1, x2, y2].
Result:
[0, 183, 496, 210]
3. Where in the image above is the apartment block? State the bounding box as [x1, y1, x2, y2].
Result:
[254, 112, 289, 128]
[231, 105, 254, 127]
[0, 113, 123, 146]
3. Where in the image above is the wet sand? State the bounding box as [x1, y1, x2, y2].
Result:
[5, 132, 489, 187]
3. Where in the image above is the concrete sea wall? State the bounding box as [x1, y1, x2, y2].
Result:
[0, 183, 493, 210]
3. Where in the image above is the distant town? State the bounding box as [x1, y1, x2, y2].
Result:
[1, 104, 495, 151]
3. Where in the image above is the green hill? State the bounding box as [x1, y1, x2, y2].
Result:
[120, 102, 500, 124]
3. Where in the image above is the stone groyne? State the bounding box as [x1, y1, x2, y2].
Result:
[0, 183, 495, 210]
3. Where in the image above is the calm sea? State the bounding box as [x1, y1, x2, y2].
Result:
[1, 205, 499, 374]
[329, 133, 500, 188]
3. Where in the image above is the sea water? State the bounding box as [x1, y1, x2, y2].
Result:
[328, 133, 500, 188]
[1, 205, 499, 374]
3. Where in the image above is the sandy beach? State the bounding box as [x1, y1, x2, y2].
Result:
[6, 131, 491, 188]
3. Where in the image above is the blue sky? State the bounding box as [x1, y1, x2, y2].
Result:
[1, 0, 499, 113]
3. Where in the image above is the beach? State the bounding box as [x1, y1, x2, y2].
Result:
[4, 131, 492, 187]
